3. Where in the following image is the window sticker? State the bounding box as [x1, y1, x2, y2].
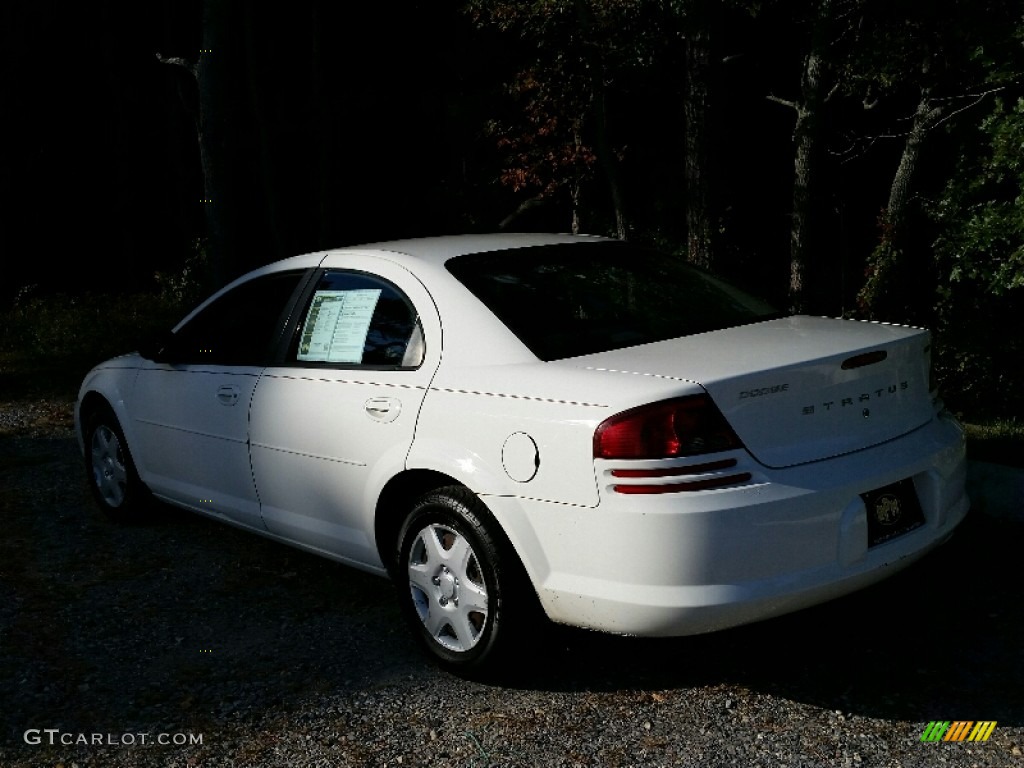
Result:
[297, 289, 382, 363]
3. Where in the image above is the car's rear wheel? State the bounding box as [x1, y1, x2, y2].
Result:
[83, 404, 147, 522]
[397, 487, 527, 672]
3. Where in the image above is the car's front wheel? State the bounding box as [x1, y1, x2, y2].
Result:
[83, 404, 147, 522]
[397, 487, 527, 672]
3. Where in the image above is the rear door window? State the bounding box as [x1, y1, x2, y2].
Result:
[288, 271, 423, 368]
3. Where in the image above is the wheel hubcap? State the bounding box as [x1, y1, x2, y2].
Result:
[435, 566, 457, 606]
[407, 524, 488, 652]
[90, 425, 127, 508]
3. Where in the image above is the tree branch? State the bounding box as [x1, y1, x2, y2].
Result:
[766, 94, 797, 110]
[832, 82, 1008, 161]
[155, 52, 197, 80]
[498, 194, 546, 230]
[928, 83, 1016, 103]
[824, 80, 842, 103]
[923, 83, 1020, 134]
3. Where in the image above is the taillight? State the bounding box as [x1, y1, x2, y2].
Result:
[593, 395, 743, 460]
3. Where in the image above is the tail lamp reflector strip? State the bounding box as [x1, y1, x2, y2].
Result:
[610, 458, 738, 479]
[613, 472, 752, 494]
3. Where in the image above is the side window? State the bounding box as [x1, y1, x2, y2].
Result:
[169, 271, 305, 365]
[291, 271, 423, 368]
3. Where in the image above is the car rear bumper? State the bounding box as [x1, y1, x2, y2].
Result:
[485, 411, 968, 636]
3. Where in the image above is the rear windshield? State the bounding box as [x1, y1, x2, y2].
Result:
[446, 242, 781, 361]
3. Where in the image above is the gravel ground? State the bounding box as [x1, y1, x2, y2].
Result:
[1, 398, 1022, 767]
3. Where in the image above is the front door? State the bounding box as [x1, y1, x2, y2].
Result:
[130, 270, 307, 529]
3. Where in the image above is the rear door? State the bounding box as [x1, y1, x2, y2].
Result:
[248, 257, 442, 568]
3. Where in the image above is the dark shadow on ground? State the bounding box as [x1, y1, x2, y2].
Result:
[497, 509, 1023, 726]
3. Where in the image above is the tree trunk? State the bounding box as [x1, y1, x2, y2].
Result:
[571, 124, 583, 235]
[196, 0, 237, 287]
[311, 0, 335, 248]
[684, 23, 714, 270]
[788, 0, 832, 314]
[857, 74, 945, 321]
[887, 84, 943, 224]
[574, 0, 626, 240]
[593, 86, 627, 239]
[243, 5, 286, 261]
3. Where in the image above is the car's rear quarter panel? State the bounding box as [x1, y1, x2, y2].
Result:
[408, 365, 613, 507]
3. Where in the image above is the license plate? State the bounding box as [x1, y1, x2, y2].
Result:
[861, 479, 925, 548]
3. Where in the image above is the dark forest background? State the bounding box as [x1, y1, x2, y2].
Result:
[2, 0, 1022, 420]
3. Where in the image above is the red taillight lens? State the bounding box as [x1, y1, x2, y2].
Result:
[593, 395, 743, 460]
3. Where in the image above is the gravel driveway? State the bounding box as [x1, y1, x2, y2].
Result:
[1, 399, 1021, 767]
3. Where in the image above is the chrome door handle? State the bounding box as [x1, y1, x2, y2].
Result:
[216, 385, 240, 406]
[364, 397, 401, 423]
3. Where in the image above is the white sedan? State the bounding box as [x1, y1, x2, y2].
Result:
[76, 233, 969, 670]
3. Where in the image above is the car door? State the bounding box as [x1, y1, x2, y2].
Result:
[248, 258, 441, 568]
[130, 270, 308, 529]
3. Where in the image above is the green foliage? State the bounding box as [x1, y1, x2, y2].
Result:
[933, 97, 1024, 294]
[932, 327, 1024, 419]
[3, 289, 174, 363]
[2, 244, 211, 365]
[856, 209, 940, 327]
[153, 239, 215, 309]
[928, 94, 1024, 418]
[848, 9, 1024, 420]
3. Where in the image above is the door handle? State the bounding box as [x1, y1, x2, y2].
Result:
[364, 397, 401, 423]
[216, 385, 240, 406]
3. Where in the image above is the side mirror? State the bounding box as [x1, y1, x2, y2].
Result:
[137, 330, 176, 362]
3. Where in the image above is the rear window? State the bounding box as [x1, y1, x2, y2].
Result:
[446, 242, 781, 361]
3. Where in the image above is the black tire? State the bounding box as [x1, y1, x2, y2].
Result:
[83, 404, 148, 522]
[396, 486, 531, 672]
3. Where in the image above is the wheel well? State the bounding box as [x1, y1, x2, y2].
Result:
[374, 469, 462, 574]
[78, 391, 113, 437]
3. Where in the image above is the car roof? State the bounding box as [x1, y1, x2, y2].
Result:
[243, 233, 611, 279]
[330, 232, 609, 267]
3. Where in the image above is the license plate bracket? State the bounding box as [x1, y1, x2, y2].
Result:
[861, 478, 925, 548]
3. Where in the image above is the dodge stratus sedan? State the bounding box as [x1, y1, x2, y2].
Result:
[76, 234, 969, 669]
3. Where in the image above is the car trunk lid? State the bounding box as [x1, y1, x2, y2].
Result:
[562, 316, 934, 468]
